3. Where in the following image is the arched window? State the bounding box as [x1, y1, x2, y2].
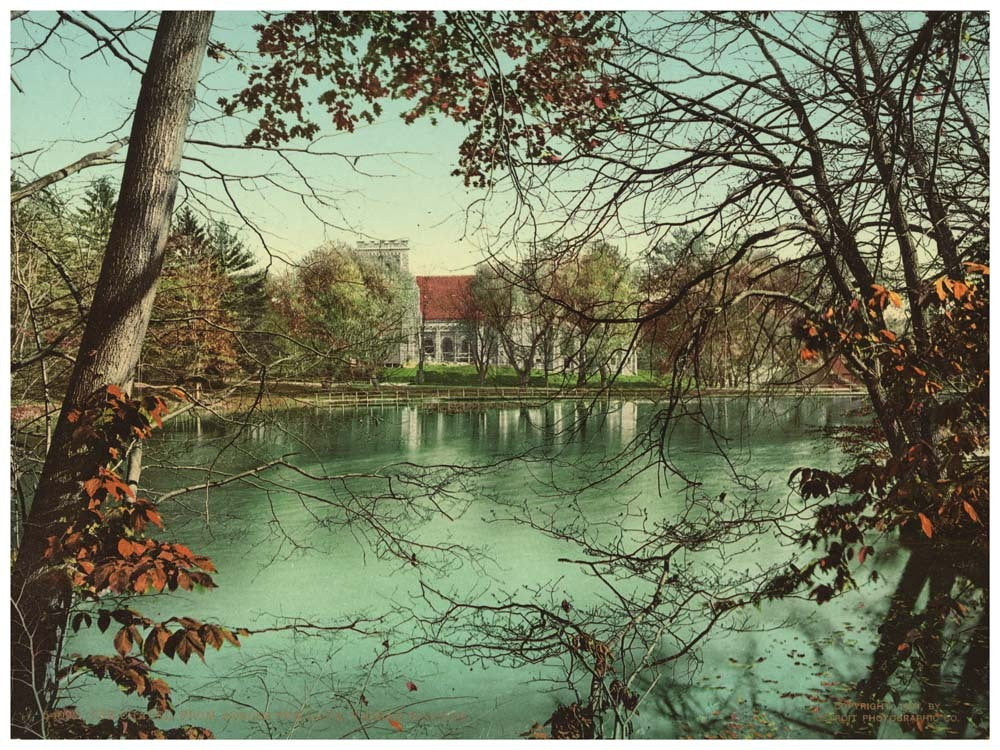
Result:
[422, 336, 436, 359]
[441, 337, 455, 362]
[459, 338, 471, 363]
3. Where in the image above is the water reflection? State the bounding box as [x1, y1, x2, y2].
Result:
[89, 395, 876, 740]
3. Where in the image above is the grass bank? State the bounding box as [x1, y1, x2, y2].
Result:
[379, 363, 670, 389]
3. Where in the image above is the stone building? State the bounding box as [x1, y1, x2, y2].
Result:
[354, 238, 636, 375]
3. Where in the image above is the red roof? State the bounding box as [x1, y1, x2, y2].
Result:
[415, 275, 474, 321]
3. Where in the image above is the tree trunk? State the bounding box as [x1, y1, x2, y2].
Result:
[840, 547, 932, 738]
[10, 12, 214, 738]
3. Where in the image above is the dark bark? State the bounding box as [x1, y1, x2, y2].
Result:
[841, 548, 931, 738]
[946, 607, 988, 738]
[10, 11, 213, 738]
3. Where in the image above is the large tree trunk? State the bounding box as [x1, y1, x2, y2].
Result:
[840, 547, 932, 738]
[10, 12, 214, 737]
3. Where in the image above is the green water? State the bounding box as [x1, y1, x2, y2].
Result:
[63, 396, 911, 739]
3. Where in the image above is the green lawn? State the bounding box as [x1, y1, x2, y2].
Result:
[379, 363, 668, 389]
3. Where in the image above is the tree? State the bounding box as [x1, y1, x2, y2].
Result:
[473, 261, 556, 387]
[464, 267, 502, 385]
[9, 9, 632, 739]
[267, 243, 413, 381]
[480, 10, 988, 737]
[552, 241, 636, 387]
[142, 207, 263, 385]
[11, 12, 215, 736]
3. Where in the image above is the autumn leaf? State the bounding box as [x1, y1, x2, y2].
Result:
[963, 262, 989, 275]
[117, 538, 134, 557]
[406, 680, 418, 692]
[388, 718, 404, 732]
[963, 501, 980, 523]
[114, 627, 133, 656]
[593, 95, 606, 109]
[918, 513, 933, 539]
[934, 276, 949, 301]
[880, 329, 896, 342]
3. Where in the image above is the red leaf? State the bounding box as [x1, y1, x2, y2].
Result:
[918, 513, 933, 539]
[388, 718, 404, 732]
[857, 546, 868, 565]
[146, 508, 164, 528]
[593, 95, 605, 109]
[406, 681, 418, 692]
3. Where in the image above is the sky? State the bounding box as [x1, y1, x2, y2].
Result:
[10, 11, 522, 275]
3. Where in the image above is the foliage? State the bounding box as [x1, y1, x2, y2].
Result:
[41, 385, 242, 736]
[143, 206, 266, 384]
[552, 241, 636, 386]
[267, 243, 415, 379]
[221, 11, 622, 187]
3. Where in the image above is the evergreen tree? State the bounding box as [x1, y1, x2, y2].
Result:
[75, 176, 117, 254]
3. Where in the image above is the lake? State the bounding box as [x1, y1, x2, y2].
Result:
[63, 395, 913, 739]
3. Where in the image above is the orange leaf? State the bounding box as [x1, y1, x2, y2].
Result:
[107, 384, 124, 400]
[114, 627, 133, 656]
[117, 538, 134, 557]
[918, 513, 933, 538]
[897, 642, 910, 652]
[146, 508, 164, 528]
[888, 291, 902, 308]
[963, 262, 989, 275]
[857, 546, 868, 565]
[388, 718, 404, 732]
[880, 329, 896, 341]
[150, 566, 167, 592]
[963, 501, 980, 523]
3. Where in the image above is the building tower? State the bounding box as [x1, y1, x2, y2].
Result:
[355, 238, 410, 275]
[354, 239, 415, 367]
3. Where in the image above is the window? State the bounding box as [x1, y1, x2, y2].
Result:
[422, 336, 435, 358]
[459, 338, 471, 363]
[441, 337, 455, 362]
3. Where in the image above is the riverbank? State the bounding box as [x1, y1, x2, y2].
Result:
[11, 379, 865, 425]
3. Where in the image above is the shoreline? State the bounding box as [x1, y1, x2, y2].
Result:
[11, 383, 866, 425]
